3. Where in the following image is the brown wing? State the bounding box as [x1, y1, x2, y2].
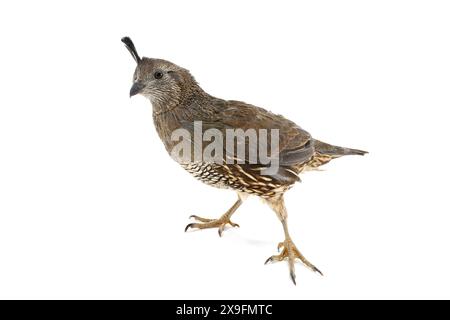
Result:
[179, 99, 314, 184]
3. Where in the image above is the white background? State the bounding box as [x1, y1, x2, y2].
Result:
[0, 0, 449, 300]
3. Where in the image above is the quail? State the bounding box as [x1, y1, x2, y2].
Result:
[122, 37, 367, 285]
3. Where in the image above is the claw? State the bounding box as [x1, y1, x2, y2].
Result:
[313, 266, 323, 276]
[290, 271, 297, 285]
[185, 223, 194, 232]
[264, 256, 273, 265]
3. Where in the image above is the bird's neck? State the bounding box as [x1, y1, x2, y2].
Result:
[151, 83, 207, 117]
[151, 85, 213, 153]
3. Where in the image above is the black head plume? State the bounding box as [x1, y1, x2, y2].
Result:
[121, 36, 141, 63]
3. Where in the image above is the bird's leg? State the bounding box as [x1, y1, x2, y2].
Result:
[264, 196, 322, 285]
[185, 198, 242, 237]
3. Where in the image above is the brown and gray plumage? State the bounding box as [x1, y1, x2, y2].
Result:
[122, 37, 367, 285]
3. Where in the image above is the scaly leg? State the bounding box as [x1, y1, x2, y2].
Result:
[185, 197, 242, 237]
[264, 196, 322, 285]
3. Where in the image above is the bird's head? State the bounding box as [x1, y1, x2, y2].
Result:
[122, 37, 199, 109]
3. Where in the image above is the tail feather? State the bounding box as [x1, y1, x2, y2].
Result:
[313, 139, 368, 157]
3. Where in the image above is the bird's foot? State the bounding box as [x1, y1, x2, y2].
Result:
[185, 214, 240, 237]
[264, 238, 323, 285]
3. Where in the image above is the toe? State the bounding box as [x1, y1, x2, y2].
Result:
[277, 242, 285, 252]
[189, 215, 213, 223]
[229, 221, 240, 228]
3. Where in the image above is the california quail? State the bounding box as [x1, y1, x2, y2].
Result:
[122, 37, 367, 284]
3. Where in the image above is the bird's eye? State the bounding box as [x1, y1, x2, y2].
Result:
[154, 71, 163, 79]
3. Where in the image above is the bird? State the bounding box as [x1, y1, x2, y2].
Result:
[122, 36, 367, 285]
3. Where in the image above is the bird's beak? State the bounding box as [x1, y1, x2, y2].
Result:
[129, 81, 145, 97]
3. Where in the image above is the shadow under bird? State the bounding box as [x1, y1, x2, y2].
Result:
[122, 36, 367, 285]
